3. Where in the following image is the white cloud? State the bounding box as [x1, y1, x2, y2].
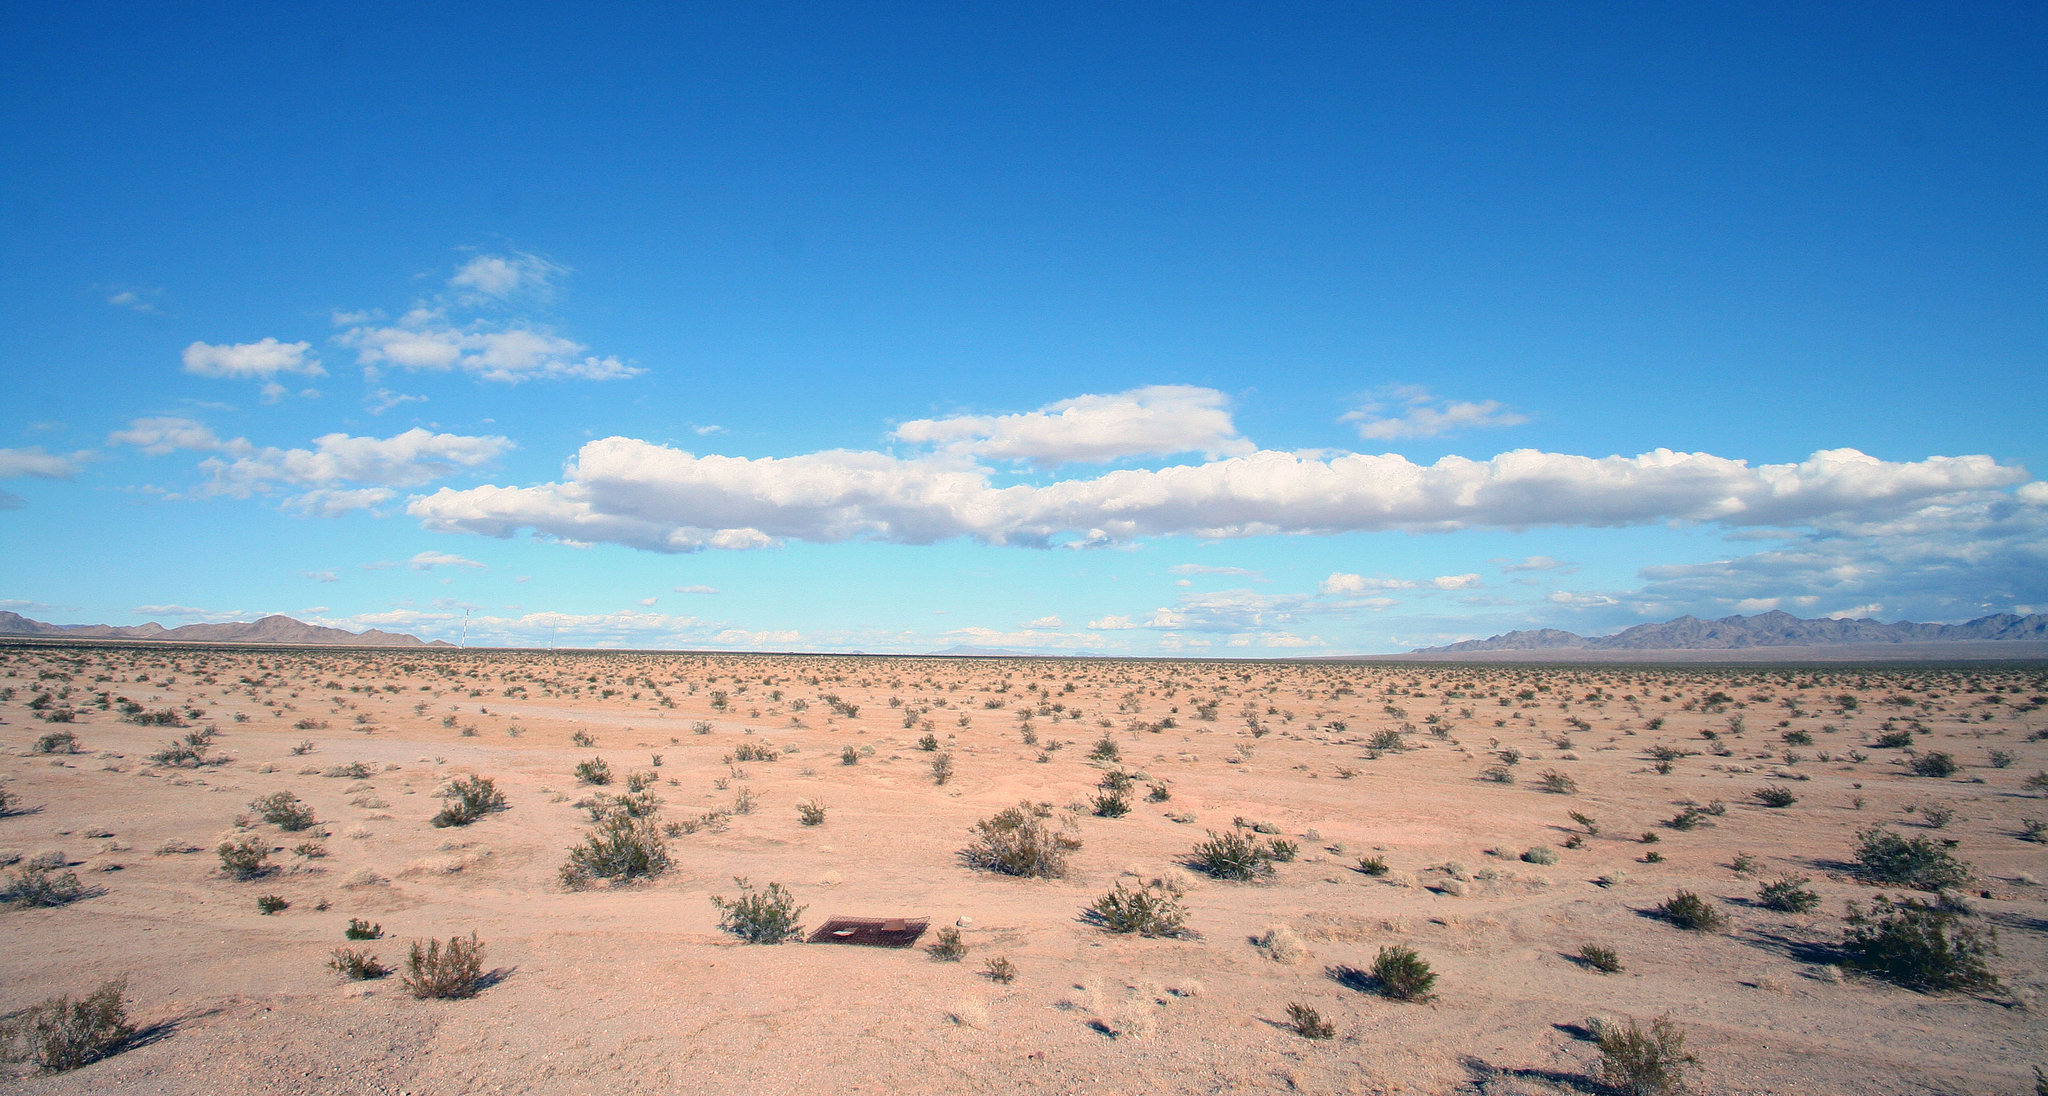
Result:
[1829, 603, 1884, 619]
[338, 319, 638, 384]
[1342, 385, 1526, 440]
[408, 551, 485, 572]
[408, 431, 2023, 558]
[304, 570, 338, 583]
[639, 597, 659, 607]
[366, 388, 427, 416]
[0, 447, 81, 479]
[201, 428, 511, 500]
[133, 603, 230, 619]
[1502, 555, 1570, 573]
[892, 385, 1252, 466]
[182, 338, 324, 380]
[106, 288, 164, 315]
[110, 416, 244, 456]
[449, 252, 562, 300]
[1021, 615, 1064, 630]
[1546, 590, 1619, 609]
[290, 487, 397, 516]
[1170, 563, 1263, 578]
[1319, 572, 1414, 594]
[1430, 573, 1483, 590]
[673, 585, 720, 595]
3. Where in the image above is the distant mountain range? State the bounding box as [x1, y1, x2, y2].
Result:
[0, 611, 446, 647]
[1412, 610, 2048, 654]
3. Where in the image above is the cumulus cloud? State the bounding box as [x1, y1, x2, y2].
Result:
[182, 338, 324, 379]
[449, 252, 562, 300]
[338, 311, 637, 384]
[892, 385, 1252, 466]
[1319, 573, 1414, 594]
[200, 428, 511, 500]
[290, 487, 398, 516]
[1170, 563, 1263, 578]
[1430, 573, 1483, 590]
[1342, 385, 1526, 440]
[408, 434, 2024, 556]
[1021, 615, 1064, 630]
[365, 388, 427, 416]
[1502, 555, 1570, 573]
[673, 585, 720, 595]
[304, 570, 338, 582]
[0, 446, 83, 508]
[109, 416, 244, 456]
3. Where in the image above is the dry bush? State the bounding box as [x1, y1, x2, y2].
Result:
[572, 757, 613, 786]
[927, 926, 967, 961]
[216, 834, 271, 879]
[345, 918, 382, 940]
[0, 979, 133, 1072]
[1189, 828, 1275, 880]
[796, 799, 827, 826]
[709, 878, 806, 943]
[1088, 879, 1188, 937]
[1752, 785, 1798, 808]
[328, 947, 389, 980]
[402, 933, 485, 999]
[1537, 770, 1578, 794]
[1, 861, 88, 908]
[250, 791, 317, 831]
[560, 813, 669, 886]
[1286, 1002, 1335, 1040]
[1257, 925, 1308, 964]
[962, 802, 1079, 878]
[982, 956, 1017, 983]
[1595, 1015, 1696, 1096]
[432, 774, 507, 827]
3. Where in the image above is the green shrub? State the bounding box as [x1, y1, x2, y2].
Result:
[1089, 735, 1121, 762]
[917, 732, 939, 751]
[1874, 729, 1914, 748]
[1852, 826, 1971, 890]
[1087, 879, 1187, 937]
[1356, 855, 1390, 876]
[1480, 766, 1515, 784]
[1840, 897, 2000, 993]
[1752, 786, 1797, 808]
[962, 802, 1079, 878]
[927, 926, 967, 961]
[216, 834, 271, 879]
[1910, 751, 1958, 778]
[1146, 783, 1171, 802]
[1521, 846, 1558, 865]
[0, 979, 133, 1072]
[328, 947, 388, 980]
[403, 933, 485, 998]
[1367, 944, 1436, 1000]
[1266, 838, 1299, 862]
[1595, 1015, 1696, 1096]
[982, 956, 1017, 983]
[1537, 770, 1578, 794]
[1092, 787, 1130, 817]
[251, 791, 317, 831]
[1756, 874, 1820, 913]
[1655, 890, 1726, 932]
[1, 861, 87, 908]
[930, 753, 955, 786]
[1189, 828, 1274, 880]
[1579, 943, 1622, 973]
[710, 878, 806, 943]
[796, 799, 827, 826]
[432, 774, 507, 827]
[573, 757, 612, 785]
[1286, 1002, 1335, 1040]
[31, 731, 79, 755]
[345, 918, 382, 940]
[256, 894, 289, 915]
[561, 813, 669, 886]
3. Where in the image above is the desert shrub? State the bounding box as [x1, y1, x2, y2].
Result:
[432, 774, 507, 827]
[1840, 897, 1999, 993]
[2020, 818, 2047, 844]
[1356, 855, 1390, 876]
[2, 861, 87, 908]
[1655, 890, 1726, 932]
[1663, 808, 1702, 831]
[324, 761, 373, 779]
[962, 802, 1079, 878]
[345, 918, 382, 940]
[31, 731, 79, 755]
[927, 926, 967, 961]
[1852, 826, 1972, 890]
[0, 979, 133, 1072]
[1595, 1014, 1696, 1096]
[1368, 728, 1405, 753]
[402, 933, 485, 998]
[149, 732, 217, 767]
[1579, 943, 1623, 973]
[570, 730, 596, 747]
[1756, 874, 1821, 913]
[216, 834, 271, 879]
[1189, 828, 1274, 881]
[1092, 787, 1130, 817]
[1569, 810, 1599, 834]
[710, 878, 806, 943]
[1286, 1002, 1335, 1040]
[796, 799, 827, 826]
[1873, 729, 1915, 748]
[1752, 786, 1797, 808]
[1089, 735, 1121, 762]
[1257, 925, 1308, 963]
[251, 791, 317, 831]
[982, 956, 1017, 983]
[1521, 846, 1558, 865]
[1087, 879, 1187, 937]
[1480, 766, 1515, 784]
[930, 753, 954, 786]
[572, 757, 612, 786]
[917, 732, 939, 751]
[328, 947, 388, 980]
[1537, 770, 1578, 794]
[561, 813, 669, 886]
[256, 894, 289, 915]
[1367, 944, 1436, 1000]
[1910, 751, 1958, 778]
[2028, 770, 2048, 794]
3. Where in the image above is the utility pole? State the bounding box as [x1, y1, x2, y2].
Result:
[460, 608, 471, 650]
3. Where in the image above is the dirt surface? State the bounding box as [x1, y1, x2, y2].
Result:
[2, 642, 2045, 1094]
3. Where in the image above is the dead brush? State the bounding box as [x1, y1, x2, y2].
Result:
[0, 979, 134, 1072]
[402, 933, 486, 999]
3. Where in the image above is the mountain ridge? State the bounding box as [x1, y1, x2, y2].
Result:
[1414, 610, 2048, 654]
[0, 611, 448, 647]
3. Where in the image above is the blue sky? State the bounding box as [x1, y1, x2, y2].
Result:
[2, 3, 2043, 654]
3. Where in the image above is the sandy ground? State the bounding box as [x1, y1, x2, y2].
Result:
[1, 642, 2044, 1095]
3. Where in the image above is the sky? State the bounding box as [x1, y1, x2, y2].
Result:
[1, 3, 2044, 655]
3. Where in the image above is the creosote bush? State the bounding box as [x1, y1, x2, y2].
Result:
[1579, 943, 1623, 973]
[0, 979, 134, 1073]
[710, 877, 807, 943]
[345, 918, 383, 940]
[1852, 825, 1972, 891]
[962, 802, 1079, 878]
[561, 812, 669, 887]
[328, 947, 389, 980]
[432, 774, 507, 827]
[1840, 897, 2000, 993]
[2, 861, 87, 908]
[927, 926, 967, 961]
[216, 833, 271, 879]
[1756, 874, 1821, 913]
[1910, 751, 1958, 778]
[1367, 944, 1436, 1001]
[796, 799, 827, 826]
[403, 933, 486, 999]
[1189, 828, 1276, 881]
[1286, 1002, 1335, 1040]
[1595, 1014, 1696, 1096]
[256, 894, 289, 915]
[1356, 855, 1390, 876]
[572, 757, 613, 786]
[1537, 770, 1578, 794]
[1655, 890, 1727, 932]
[1088, 879, 1188, 937]
[1752, 785, 1798, 808]
[982, 956, 1017, 984]
[251, 791, 317, 831]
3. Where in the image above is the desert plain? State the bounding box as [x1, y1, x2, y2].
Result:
[2, 640, 2045, 1095]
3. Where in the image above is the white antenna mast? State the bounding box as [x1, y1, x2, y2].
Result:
[459, 608, 471, 650]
